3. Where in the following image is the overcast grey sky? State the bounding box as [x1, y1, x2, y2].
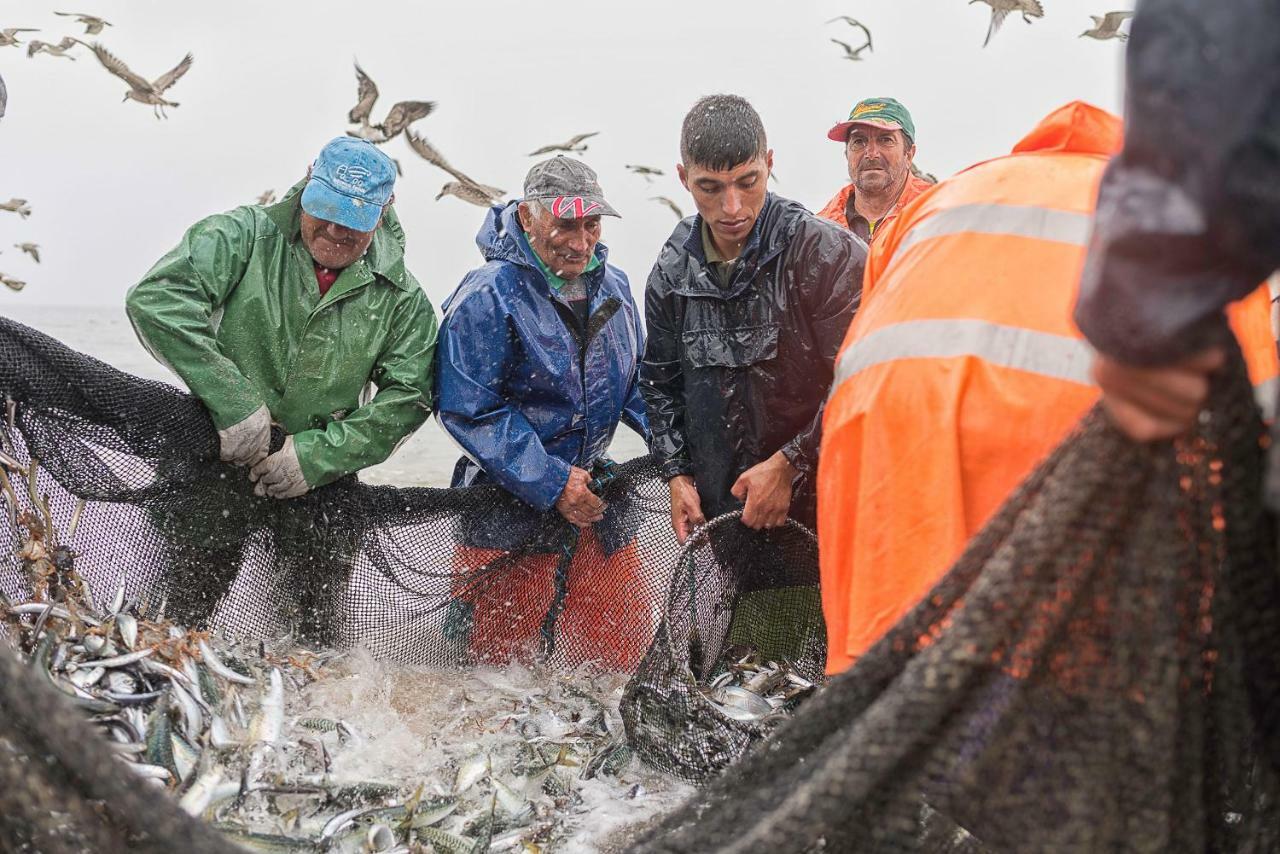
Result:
[0, 0, 1125, 314]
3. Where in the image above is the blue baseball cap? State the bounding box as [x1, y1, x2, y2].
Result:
[301, 137, 396, 233]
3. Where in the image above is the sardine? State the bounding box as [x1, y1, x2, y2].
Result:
[199, 639, 256, 686]
[248, 668, 284, 745]
[453, 752, 490, 794]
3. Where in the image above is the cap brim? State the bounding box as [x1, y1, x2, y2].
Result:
[827, 118, 905, 142]
[526, 195, 621, 219]
[301, 179, 382, 233]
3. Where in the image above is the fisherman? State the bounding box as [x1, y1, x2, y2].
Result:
[126, 137, 437, 498]
[815, 97, 934, 244]
[641, 93, 865, 542]
[818, 101, 1280, 675]
[435, 156, 650, 668]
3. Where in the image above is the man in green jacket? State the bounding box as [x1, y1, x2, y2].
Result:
[126, 137, 437, 498]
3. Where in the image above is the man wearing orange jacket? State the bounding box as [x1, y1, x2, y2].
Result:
[816, 98, 935, 245]
[818, 101, 1279, 675]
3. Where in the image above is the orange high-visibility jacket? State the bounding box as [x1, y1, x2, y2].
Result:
[819, 102, 1280, 675]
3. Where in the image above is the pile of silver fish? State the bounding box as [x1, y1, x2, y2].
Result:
[1, 499, 689, 853]
[698, 646, 817, 723]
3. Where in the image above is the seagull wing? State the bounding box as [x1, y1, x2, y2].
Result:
[984, 8, 1011, 46]
[830, 38, 854, 58]
[528, 144, 558, 156]
[29, 246, 40, 263]
[381, 100, 435, 137]
[348, 63, 379, 124]
[565, 131, 599, 147]
[89, 43, 152, 91]
[55, 36, 80, 50]
[150, 53, 193, 94]
[6, 29, 40, 35]
[854, 22, 873, 50]
[1102, 10, 1135, 29]
[652, 196, 683, 219]
[1022, 0, 1045, 17]
[405, 130, 472, 185]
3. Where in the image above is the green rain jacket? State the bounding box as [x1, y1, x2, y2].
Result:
[125, 180, 438, 488]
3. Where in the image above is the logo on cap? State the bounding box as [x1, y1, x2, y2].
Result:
[333, 164, 371, 192]
[551, 196, 602, 219]
[851, 102, 885, 119]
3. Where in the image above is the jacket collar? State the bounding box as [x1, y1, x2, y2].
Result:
[673, 194, 800, 299]
[476, 201, 612, 295]
[264, 179, 414, 292]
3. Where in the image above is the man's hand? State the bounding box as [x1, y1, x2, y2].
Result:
[218, 404, 271, 467]
[556, 466, 605, 529]
[249, 436, 310, 499]
[731, 451, 797, 530]
[668, 475, 706, 544]
[1092, 347, 1225, 442]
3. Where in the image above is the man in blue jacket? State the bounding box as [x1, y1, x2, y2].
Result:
[436, 157, 649, 666]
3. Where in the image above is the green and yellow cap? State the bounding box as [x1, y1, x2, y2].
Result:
[827, 97, 916, 143]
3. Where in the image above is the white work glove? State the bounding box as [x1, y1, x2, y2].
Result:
[249, 436, 310, 499]
[217, 405, 271, 467]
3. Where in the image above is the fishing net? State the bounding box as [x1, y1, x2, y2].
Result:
[0, 315, 827, 847]
[621, 511, 826, 782]
[635, 348, 1280, 852]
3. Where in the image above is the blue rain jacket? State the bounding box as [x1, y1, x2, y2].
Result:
[437, 202, 649, 510]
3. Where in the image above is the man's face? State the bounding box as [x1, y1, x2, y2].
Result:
[518, 203, 601, 280]
[846, 126, 915, 194]
[678, 152, 773, 250]
[300, 211, 378, 270]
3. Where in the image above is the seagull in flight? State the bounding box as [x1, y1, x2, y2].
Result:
[54, 11, 112, 35]
[1082, 11, 1135, 41]
[27, 37, 80, 59]
[14, 243, 39, 263]
[831, 38, 873, 62]
[970, 0, 1045, 47]
[346, 63, 435, 144]
[405, 130, 504, 203]
[0, 199, 31, 218]
[827, 17, 873, 55]
[626, 164, 665, 182]
[651, 196, 684, 220]
[87, 43, 193, 119]
[0, 28, 40, 49]
[528, 132, 599, 157]
[436, 182, 506, 208]
[0, 274, 26, 292]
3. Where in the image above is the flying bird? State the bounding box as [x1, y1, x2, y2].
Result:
[1082, 11, 1135, 41]
[831, 37, 872, 62]
[626, 164, 665, 181]
[436, 181, 505, 208]
[651, 196, 684, 219]
[27, 37, 80, 59]
[970, 0, 1045, 47]
[0, 274, 26, 292]
[528, 132, 599, 157]
[0, 199, 31, 218]
[346, 63, 435, 144]
[0, 28, 40, 49]
[826, 17, 873, 53]
[14, 243, 39, 263]
[405, 130, 504, 202]
[256, 190, 276, 206]
[54, 11, 112, 35]
[87, 43, 193, 119]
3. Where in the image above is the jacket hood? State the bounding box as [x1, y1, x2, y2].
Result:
[1012, 101, 1123, 157]
[475, 200, 610, 273]
[264, 178, 413, 291]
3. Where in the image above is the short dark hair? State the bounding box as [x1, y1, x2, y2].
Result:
[680, 94, 768, 172]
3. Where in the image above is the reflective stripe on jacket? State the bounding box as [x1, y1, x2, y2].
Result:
[819, 101, 1280, 675]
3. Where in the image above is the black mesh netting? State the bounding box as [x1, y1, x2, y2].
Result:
[0, 315, 824, 849]
[634, 346, 1280, 852]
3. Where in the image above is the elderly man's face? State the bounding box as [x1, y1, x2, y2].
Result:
[846, 126, 915, 195]
[300, 211, 378, 270]
[518, 203, 601, 280]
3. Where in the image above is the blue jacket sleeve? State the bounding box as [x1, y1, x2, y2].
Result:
[1076, 0, 1280, 365]
[436, 277, 571, 510]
